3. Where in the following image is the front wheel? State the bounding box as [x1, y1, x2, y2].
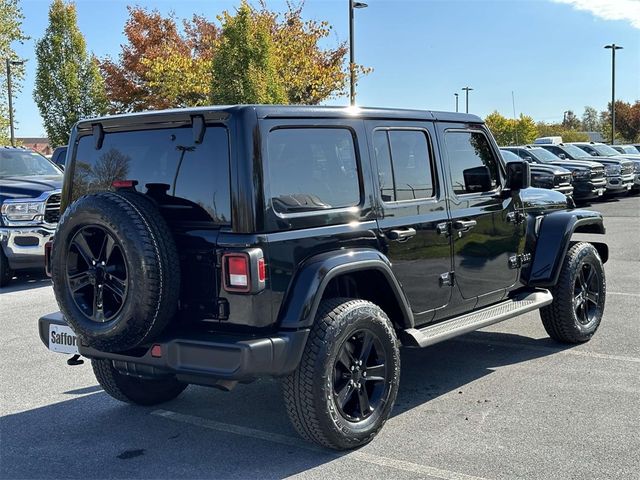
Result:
[540, 242, 606, 343]
[283, 298, 400, 450]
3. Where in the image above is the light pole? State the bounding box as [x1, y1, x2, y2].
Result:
[5, 58, 24, 147]
[462, 86, 473, 113]
[604, 44, 623, 145]
[349, 0, 368, 106]
[454, 93, 459, 112]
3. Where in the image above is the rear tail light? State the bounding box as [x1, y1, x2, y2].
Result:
[227, 255, 249, 289]
[222, 249, 266, 294]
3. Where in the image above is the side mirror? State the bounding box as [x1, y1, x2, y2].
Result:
[506, 161, 530, 191]
[558, 153, 566, 159]
[590, 152, 598, 156]
[524, 156, 533, 162]
[463, 165, 492, 193]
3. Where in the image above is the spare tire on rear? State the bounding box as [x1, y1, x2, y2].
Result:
[51, 191, 180, 352]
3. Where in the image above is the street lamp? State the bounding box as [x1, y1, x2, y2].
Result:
[5, 58, 25, 147]
[349, 0, 368, 106]
[461, 86, 473, 113]
[5, 59, 25, 147]
[454, 93, 459, 112]
[604, 44, 623, 145]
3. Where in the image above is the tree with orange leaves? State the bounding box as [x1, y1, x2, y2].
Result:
[99, 7, 217, 113]
[101, 2, 370, 111]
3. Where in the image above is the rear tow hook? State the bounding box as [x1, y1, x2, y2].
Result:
[67, 354, 84, 366]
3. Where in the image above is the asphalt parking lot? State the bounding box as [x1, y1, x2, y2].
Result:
[1, 195, 638, 480]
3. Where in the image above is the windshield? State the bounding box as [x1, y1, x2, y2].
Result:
[562, 144, 593, 158]
[620, 146, 639, 154]
[0, 149, 61, 177]
[500, 149, 521, 162]
[530, 148, 560, 163]
[590, 144, 621, 156]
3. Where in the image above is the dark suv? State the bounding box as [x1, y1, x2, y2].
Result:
[40, 106, 608, 450]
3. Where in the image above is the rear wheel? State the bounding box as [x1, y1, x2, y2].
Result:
[92, 359, 187, 406]
[283, 298, 400, 450]
[540, 242, 605, 343]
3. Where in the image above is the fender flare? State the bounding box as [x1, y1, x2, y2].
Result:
[524, 209, 608, 287]
[277, 248, 413, 330]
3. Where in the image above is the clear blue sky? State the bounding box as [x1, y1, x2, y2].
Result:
[12, 0, 640, 137]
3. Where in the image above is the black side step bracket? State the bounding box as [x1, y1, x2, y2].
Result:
[401, 289, 553, 348]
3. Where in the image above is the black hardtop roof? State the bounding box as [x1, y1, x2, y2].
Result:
[74, 105, 483, 131]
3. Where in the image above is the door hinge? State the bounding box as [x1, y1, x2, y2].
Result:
[508, 252, 532, 269]
[436, 222, 450, 237]
[506, 211, 526, 224]
[439, 271, 455, 287]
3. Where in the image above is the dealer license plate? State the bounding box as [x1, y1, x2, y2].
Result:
[48, 324, 79, 354]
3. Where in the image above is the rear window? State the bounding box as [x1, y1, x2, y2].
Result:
[71, 126, 230, 225]
[266, 128, 360, 213]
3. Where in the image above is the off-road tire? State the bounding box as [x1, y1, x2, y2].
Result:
[92, 358, 187, 406]
[0, 249, 12, 287]
[52, 191, 180, 352]
[283, 298, 400, 450]
[540, 242, 606, 343]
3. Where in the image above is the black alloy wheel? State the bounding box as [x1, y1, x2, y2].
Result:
[283, 298, 400, 450]
[540, 242, 606, 344]
[573, 262, 601, 327]
[333, 329, 389, 422]
[66, 225, 128, 323]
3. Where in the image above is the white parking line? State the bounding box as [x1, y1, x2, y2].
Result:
[456, 338, 640, 363]
[608, 291, 640, 298]
[151, 409, 489, 480]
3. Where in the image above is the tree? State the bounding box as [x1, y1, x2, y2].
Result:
[581, 106, 601, 132]
[100, 8, 217, 112]
[270, 2, 369, 104]
[600, 100, 640, 143]
[210, 1, 285, 104]
[102, 3, 367, 110]
[0, 0, 28, 144]
[484, 111, 538, 146]
[562, 110, 581, 130]
[34, 0, 107, 146]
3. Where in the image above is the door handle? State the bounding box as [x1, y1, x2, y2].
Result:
[387, 228, 417, 242]
[452, 220, 477, 232]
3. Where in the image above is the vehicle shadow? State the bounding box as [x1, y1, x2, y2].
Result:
[0, 330, 572, 479]
[0, 270, 51, 293]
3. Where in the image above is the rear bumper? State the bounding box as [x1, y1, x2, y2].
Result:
[38, 312, 309, 383]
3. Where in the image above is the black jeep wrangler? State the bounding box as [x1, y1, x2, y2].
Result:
[40, 106, 608, 450]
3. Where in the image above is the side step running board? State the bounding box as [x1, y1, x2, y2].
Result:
[401, 289, 553, 348]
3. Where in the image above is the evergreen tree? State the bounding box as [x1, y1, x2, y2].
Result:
[33, 0, 107, 146]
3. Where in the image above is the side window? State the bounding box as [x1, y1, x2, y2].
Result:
[267, 128, 360, 212]
[373, 129, 434, 202]
[445, 131, 499, 195]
